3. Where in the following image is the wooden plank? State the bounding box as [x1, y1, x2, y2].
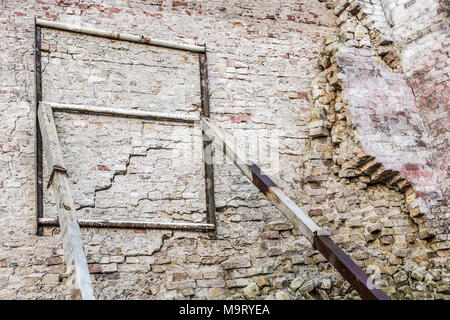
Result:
[313, 235, 391, 300]
[37, 103, 94, 300]
[45, 101, 199, 123]
[201, 117, 391, 300]
[37, 102, 66, 173]
[51, 173, 95, 300]
[200, 116, 322, 244]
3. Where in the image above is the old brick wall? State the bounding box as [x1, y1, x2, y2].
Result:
[304, 0, 449, 299]
[0, 0, 448, 300]
[1, 0, 342, 300]
[386, 0, 449, 201]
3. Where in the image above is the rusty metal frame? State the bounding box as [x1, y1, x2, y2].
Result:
[313, 235, 390, 300]
[35, 20, 217, 233]
[199, 50, 217, 234]
[34, 18, 44, 236]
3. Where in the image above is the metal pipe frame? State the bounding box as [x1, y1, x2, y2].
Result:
[36, 19, 206, 53]
[34, 19, 44, 236]
[38, 217, 215, 232]
[35, 20, 217, 234]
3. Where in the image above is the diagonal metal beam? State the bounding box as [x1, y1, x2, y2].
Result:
[200, 116, 322, 243]
[313, 235, 390, 300]
[37, 102, 95, 300]
[200, 116, 390, 300]
[36, 19, 206, 53]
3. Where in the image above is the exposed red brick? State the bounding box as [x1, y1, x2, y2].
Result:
[45, 12, 57, 19]
[229, 114, 251, 123]
[46, 256, 62, 266]
[309, 209, 323, 216]
[109, 8, 121, 13]
[97, 165, 111, 171]
[89, 265, 102, 273]
[172, 1, 188, 7]
[403, 164, 420, 171]
[297, 92, 308, 99]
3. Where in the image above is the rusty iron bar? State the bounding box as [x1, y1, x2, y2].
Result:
[39, 217, 216, 231]
[199, 51, 217, 235]
[34, 19, 44, 236]
[36, 19, 206, 53]
[313, 235, 391, 300]
[201, 116, 391, 300]
[44, 101, 199, 123]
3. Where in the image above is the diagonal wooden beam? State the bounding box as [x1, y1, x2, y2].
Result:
[37, 102, 95, 300]
[200, 116, 390, 300]
[200, 116, 322, 243]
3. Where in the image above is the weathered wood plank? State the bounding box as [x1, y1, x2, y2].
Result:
[200, 116, 321, 244]
[37, 102, 66, 174]
[52, 173, 95, 300]
[37, 103, 94, 300]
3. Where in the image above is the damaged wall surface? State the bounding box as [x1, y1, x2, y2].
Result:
[0, 0, 448, 300]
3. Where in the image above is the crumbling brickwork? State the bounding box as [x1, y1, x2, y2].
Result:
[304, 0, 449, 299]
[0, 0, 448, 300]
[386, 0, 450, 202]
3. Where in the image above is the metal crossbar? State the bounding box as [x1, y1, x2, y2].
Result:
[34, 19, 216, 299]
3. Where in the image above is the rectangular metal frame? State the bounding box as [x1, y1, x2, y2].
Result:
[35, 19, 216, 234]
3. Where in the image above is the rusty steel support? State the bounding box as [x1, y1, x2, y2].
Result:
[313, 235, 390, 300]
[201, 116, 391, 300]
[45, 101, 199, 123]
[199, 51, 217, 235]
[34, 20, 44, 236]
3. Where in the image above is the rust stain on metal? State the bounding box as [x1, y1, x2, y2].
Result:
[249, 163, 277, 197]
[313, 235, 391, 300]
[39, 218, 216, 232]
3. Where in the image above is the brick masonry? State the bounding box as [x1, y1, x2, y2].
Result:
[0, 0, 448, 300]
